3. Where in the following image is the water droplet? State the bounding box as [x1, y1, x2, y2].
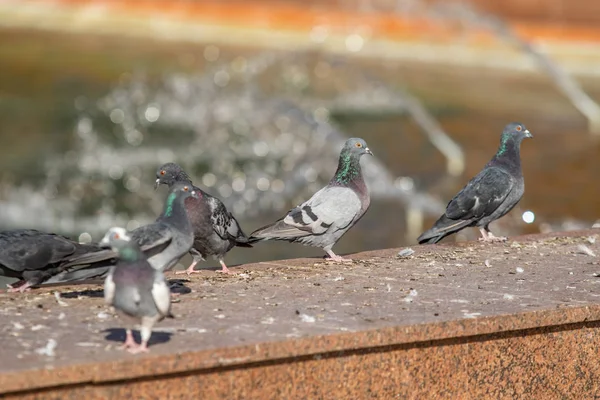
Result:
[204, 45, 220, 62]
[522, 211, 535, 224]
[109, 109, 125, 124]
[144, 105, 160, 122]
[313, 107, 329, 123]
[395, 177, 414, 191]
[202, 173, 217, 187]
[108, 165, 123, 180]
[214, 70, 230, 87]
[253, 141, 269, 157]
[125, 129, 144, 146]
[124, 176, 140, 192]
[256, 177, 270, 191]
[232, 177, 246, 192]
[218, 184, 232, 198]
[310, 26, 329, 43]
[271, 179, 285, 193]
[304, 168, 318, 183]
[345, 34, 364, 52]
[78, 232, 92, 244]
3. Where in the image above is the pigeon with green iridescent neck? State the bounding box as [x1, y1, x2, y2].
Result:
[154, 162, 252, 275]
[130, 182, 199, 272]
[249, 138, 373, 262]
[101, 227, 172, 354]
[418, 122, 533, 244]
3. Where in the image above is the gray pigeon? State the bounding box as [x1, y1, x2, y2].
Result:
[45, 181, 199, 286]
[101, 227, 172, 354]
[0, 229, 117, 292]
[155, 163, 252, 275]
[130, 182, 199, 272]
[418, 122, 533, 244]
[249, 138, 373, 262]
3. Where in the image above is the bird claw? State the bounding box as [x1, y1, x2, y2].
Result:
[6, 283, 31, 293]
[216, 268, 236, 275]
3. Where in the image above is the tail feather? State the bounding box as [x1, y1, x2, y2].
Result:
[249, 218, 309, 243]
[417, 215, 475, 244]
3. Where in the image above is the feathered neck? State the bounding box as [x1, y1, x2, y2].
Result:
[331, 151, 364, 186]
[489, 135, 523, 170]
[172, 170, 193, 185]
[158, 192, 192, 231]
[115, 242, 143, 262]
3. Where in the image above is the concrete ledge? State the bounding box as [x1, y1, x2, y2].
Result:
[2, 230, 600, 398]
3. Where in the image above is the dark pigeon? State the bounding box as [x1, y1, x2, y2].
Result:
[101, 227, 172, 354]
[418, 122, 533, 244]
[248, 137, 373, 262]
[0, 229, 117, 293]
[155, 163, 252, 275]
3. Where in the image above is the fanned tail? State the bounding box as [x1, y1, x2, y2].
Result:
[417, 215, 475, 245]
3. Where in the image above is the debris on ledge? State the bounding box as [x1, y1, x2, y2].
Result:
[2, 229, 600, 399]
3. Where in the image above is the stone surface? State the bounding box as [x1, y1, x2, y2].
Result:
[1, 229, 600, 398]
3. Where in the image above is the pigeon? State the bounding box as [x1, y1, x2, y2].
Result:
[417, 122, 533, 244]
[43, 182, 198, 286]
[101, 227, 172, 354]
[130, 182, 199, 272]
[154, 162, 252, 275]
[0, 229, 117, 293]
[248, 137, 373, 262]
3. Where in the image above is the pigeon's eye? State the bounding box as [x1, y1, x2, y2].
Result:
[114, 233, 120, 240]
[183, 186, 189, 191]
[160, 170, 166, 176]
[355, 142, 362, 148]
[516, 126, 522, 132]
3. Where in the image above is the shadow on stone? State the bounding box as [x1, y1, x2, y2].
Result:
[104, 328, 173, 347]
[168, 279, 192, 295]
[61, 289, 105, 298]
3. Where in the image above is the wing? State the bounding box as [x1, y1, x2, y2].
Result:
[445, 167, 514, 220]
[0, 233, 76, 272]
[132, 224, 173, 252]
[151, 276, 171, 316]
[207, 196, 247, 240]
[282, 186, 362, 236]
[104, 267, 116, 305]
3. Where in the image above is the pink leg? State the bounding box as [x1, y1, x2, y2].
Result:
[175, 260, 201, 275]
[120, 329, 139, 351]
[478, 228, 507, 242]
[7, 282, 32, 293]
[216, 259, 235, 275]
[324, 249, 352, 263]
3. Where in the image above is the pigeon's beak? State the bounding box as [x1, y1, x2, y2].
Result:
[524, 129, 533, 139]
[365, 147, 373, 156]
[154, 178, 161, 190]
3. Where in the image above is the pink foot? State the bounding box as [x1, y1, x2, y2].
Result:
[216, 260, 235, 275]
[7, 282, 32, 293]
[175, 261, 201, 275]
[324, 250, 352, 263]
[478, 228, 507, 243]
[127, 343, 149, 354]
[120, 329, 138, 351]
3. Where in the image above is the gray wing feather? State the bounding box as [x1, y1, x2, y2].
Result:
[283, 186, 361, 235]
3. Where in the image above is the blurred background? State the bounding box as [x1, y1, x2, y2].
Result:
[1, 0, 600, 277]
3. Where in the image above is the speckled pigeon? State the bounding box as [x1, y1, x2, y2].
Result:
[155, 163, 252, 275]
[418, 122, 533, 244]
[101, 227, 172, 354]
[249, 137, 373, 262]
[0, 229, 117, 293]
